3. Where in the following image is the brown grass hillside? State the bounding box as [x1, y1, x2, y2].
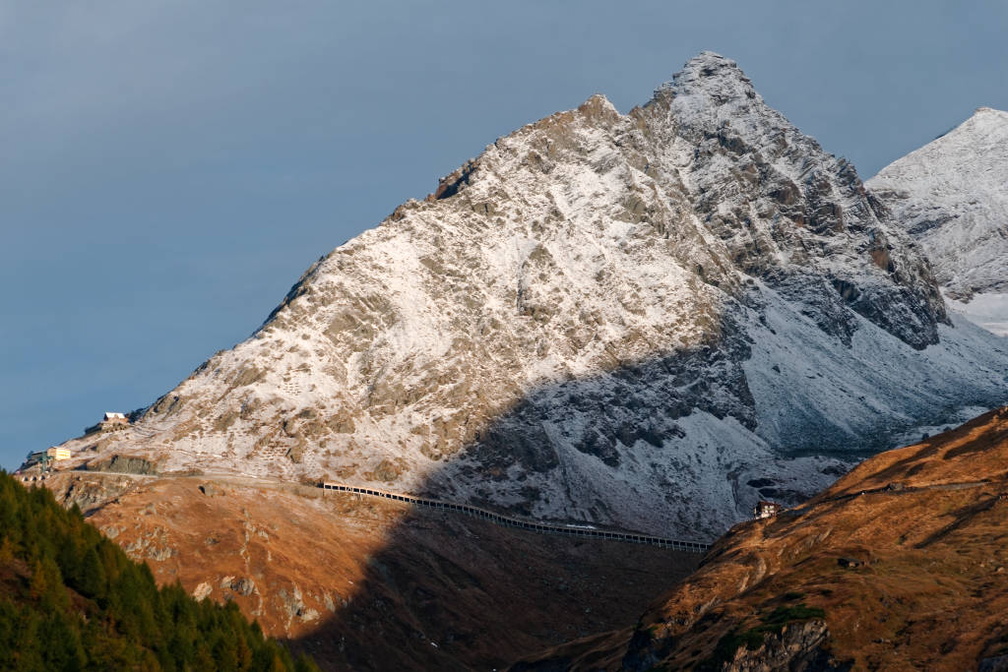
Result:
[516, 406, 1008, 671]
[38, 471, 698, 671]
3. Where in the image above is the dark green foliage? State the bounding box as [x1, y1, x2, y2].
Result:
[0, 471, 319, 672]
[703, 602, 827, 669]
[761, 603, 826, 628]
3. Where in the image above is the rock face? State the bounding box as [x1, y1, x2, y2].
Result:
[868, 107, 1008, 335]
[54, 53, 1008, 540]
[622, 618, 849, 672]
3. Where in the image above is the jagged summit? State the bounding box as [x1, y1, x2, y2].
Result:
[49, 54, 1008, 541]
[662, 51, 759, 103]
[581, 92, 619, 115]
[648, 51, 790, 147]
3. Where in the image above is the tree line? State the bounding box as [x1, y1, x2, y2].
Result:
[0, 471, 318, 671]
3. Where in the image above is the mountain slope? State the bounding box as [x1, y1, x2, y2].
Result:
[38, 471, 698, 671]
[0, 472, 317, 671]
[514, 406, 1008, 671]
[868, 107, 1008, 335]
[53, 53, 1008, 540]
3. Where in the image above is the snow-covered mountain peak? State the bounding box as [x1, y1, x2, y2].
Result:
[580, 92, 620, 116]
[51, 54, 1008, 541]
[646, 52, 825, 184]
[665, 51, 757, 102]
[867, 106, 1008, 304]
[637, 55, 948, 351]
[955, 105, 1008, 142]
[973, 105, 1007, 119]
[649, 52, 767, 136]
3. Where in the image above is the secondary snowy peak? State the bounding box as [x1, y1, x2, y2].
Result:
[868, 107, 1008, 301]
[54, 54, 1008, 541]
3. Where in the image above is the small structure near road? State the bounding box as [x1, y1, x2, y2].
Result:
[754, 500, 783, 519]
[21, 446, 71, 474]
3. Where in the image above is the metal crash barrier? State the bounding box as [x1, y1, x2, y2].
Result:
[319, 482, 709, 553]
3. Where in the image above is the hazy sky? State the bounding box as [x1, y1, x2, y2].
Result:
[2, 1, 1006, 469]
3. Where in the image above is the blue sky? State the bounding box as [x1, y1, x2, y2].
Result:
[2, 1, 1006, 469]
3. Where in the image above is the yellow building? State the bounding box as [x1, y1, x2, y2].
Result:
[46, 447, 71, 461]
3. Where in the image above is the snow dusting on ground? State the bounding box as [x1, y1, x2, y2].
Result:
[945, 292, 1008, 338]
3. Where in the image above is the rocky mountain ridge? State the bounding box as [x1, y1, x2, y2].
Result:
[868, 106, 1008, 336]
[52, 53, 1008, 540]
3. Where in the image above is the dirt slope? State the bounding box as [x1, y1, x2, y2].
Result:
[41, 472, 697, 671]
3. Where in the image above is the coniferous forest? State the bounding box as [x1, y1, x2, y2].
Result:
[0, 471, 318, 672]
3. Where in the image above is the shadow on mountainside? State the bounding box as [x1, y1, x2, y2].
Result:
[282, 495, 701, 671]
[279, 403, 1003, 670]
[409, 294, 1008, 542]
[42, 467, 701, 672]
[41, 287, 1008, 671]
[42, 302, 1008, 670]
